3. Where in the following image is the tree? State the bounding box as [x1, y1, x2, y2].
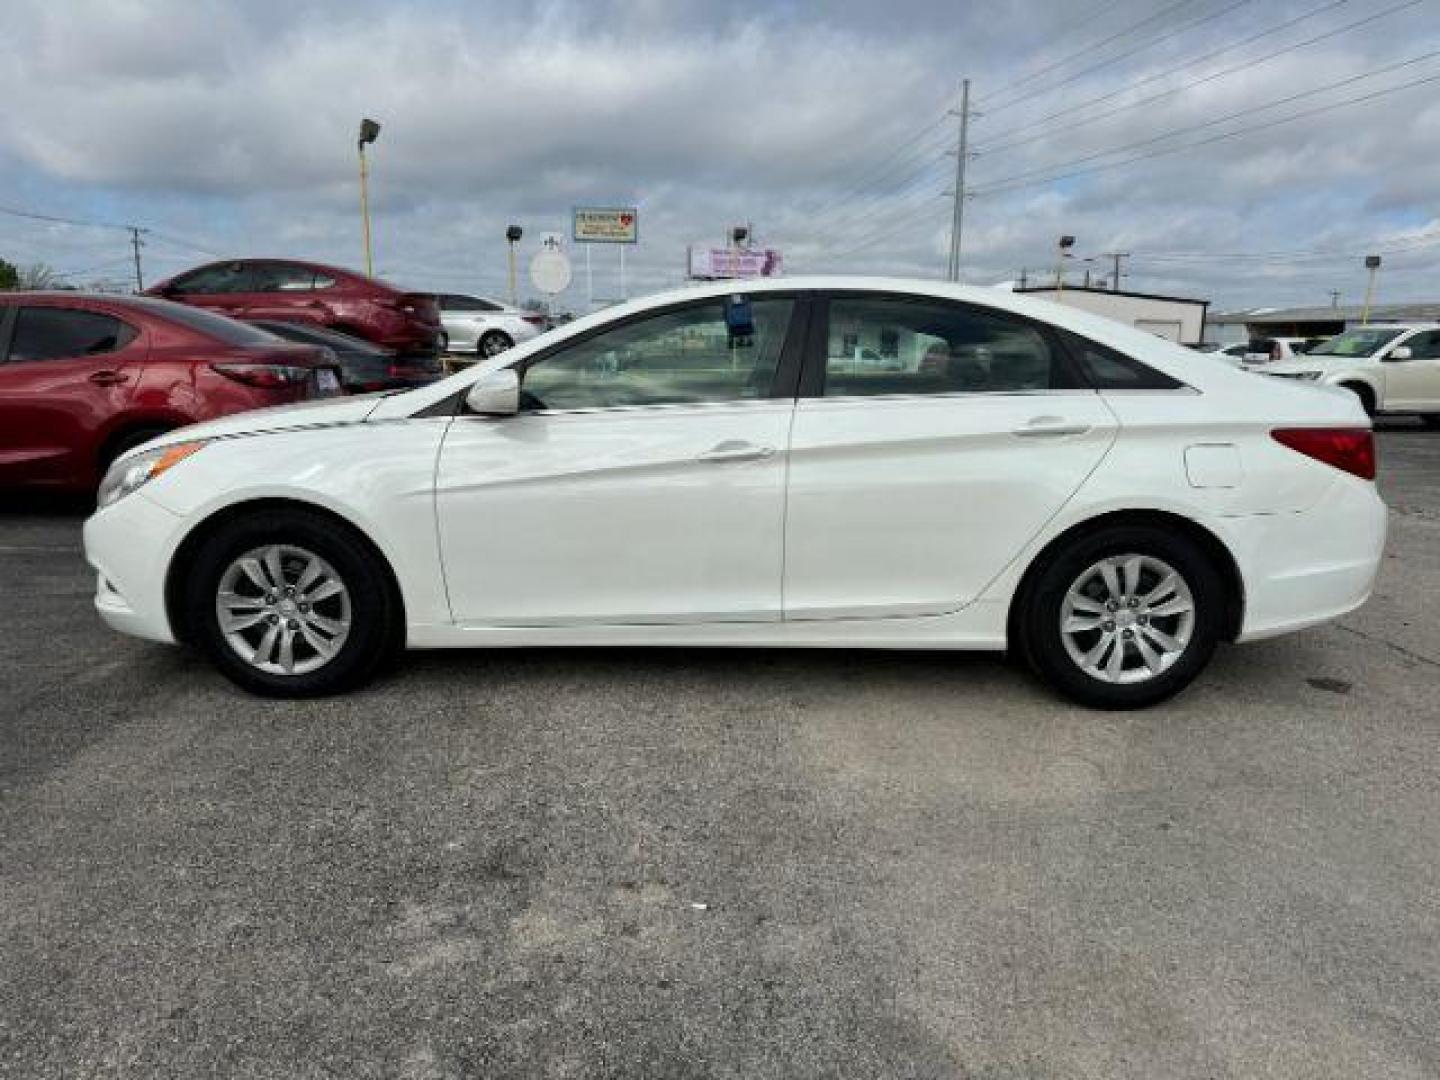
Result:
[17, 263, 59, 289]
[0, 258, 17, 290]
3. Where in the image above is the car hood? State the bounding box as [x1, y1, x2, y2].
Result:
[139, 395, 387, 452]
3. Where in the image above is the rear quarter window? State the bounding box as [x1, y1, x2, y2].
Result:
[1062, 332, 1185, 390]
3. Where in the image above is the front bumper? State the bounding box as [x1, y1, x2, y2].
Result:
[83, 492, 188, 644]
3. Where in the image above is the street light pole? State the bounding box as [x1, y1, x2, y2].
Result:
[1055, 235, 1075, 294]
[1361, 255, 1381, 325]
[505, 225, 523, 306]
[357, 118, 381, 278]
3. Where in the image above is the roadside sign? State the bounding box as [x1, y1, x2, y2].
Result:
[573, 207, 638, 244]
[530, 250, 573, 295]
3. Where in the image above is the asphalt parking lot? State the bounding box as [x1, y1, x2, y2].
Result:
[2, 424, 1437, 1079]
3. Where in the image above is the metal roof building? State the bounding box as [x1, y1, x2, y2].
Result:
[1208, 301, 1440, 343]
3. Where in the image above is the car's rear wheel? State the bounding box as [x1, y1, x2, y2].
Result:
[1018, 524, 1225, 709]
[183, 508, 400, 697]
[479, 330, 513, 357]
[1420, 414, 1440, 430]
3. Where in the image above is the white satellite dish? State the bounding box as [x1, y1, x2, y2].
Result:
[530, 250, 572, 295]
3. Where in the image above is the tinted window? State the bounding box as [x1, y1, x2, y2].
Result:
[823, 297, 1073, 396]
[1309, 328, 1403, 357]
[250, 263, 321, 292]
[169, 262, 252, 295]
[1400, 331, 1440, 359]
[521, 297, 793, 410]
[8, 307, 137, 363]
[1061, 332, 1184, 390]
[146, 301, 283, 345]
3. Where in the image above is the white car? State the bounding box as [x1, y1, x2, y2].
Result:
[1258, 323, 1440, 425]
[434, 293, 543, 358]
[1241, 336, 1323, 366]
[84, 277, 1386, 709]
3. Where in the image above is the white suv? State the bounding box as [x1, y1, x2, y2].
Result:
[1259, 323, 1440, 426]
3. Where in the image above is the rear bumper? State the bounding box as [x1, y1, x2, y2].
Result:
[1221, 478, 1388, 642]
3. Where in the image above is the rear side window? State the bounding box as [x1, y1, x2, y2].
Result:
[147, 301, 282, 345]
[169, 262, 251, 295]
[8, 307, 137, 363]
[250, 263, 323, 292]
[822, 296, 1081, 397]
[1062, 332, 1184, 390]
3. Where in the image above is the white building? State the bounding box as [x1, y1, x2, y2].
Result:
[1013, 285, 1210, 347]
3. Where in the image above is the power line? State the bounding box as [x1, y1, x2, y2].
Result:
[809, 182, 951, 266]
[980, 0, 1201, 105]
[0, 204, 119, 231]
[803, 113, 952, 222]
[971, 61, 1440, 196]
[982, 0, 1262, 118]
[975, 0, 1383, 155]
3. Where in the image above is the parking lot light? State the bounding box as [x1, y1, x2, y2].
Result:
[358, 118, 382, 278]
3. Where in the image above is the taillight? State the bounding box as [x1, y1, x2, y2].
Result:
[211, 362, 312, 389]
[521, 314, 545, 327]
[1272, 428, 1375, 481]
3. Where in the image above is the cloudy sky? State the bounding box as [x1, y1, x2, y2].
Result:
[1, 0, 1437, 311]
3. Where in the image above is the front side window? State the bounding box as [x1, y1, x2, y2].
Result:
[8, 307, 136, 363]
[521, 297, 793, 410]
[822, 297, 1072, 397]
[169, 262, 251, 295]
[1399, 331, 1440, 359]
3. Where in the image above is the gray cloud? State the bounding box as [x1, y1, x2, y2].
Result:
[1, 0, 1437, 309]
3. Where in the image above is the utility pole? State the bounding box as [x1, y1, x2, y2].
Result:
[127, 227, 146, 292]
[1102, 251, 1129, 292]
[1361, 255, 1381, 324]
[946, 79, 971, 282]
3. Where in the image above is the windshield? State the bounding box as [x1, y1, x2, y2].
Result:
[1308, 328, 1404, 358]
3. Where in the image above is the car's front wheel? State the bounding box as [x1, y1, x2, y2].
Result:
[478, 330, 513, 357]
[1018, 524, 1226, 709]
[183, 508, 400, 697]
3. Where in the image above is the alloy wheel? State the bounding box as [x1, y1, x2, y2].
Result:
[215, 544, 352, 675]
[1059, 554, 1195, 685]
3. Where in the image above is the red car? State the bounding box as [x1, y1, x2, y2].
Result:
[0, 292, 341, 492]
[146, 259, 444, 357]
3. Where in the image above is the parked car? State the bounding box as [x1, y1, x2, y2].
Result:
[1241, 336, 1324, 365]
[146, 259, 443, 357]
[1256, 323, 1440, 423]
[433, 293, 544, 359]
[84, 277, 1384, 709]
[0, 293, 341, 492]
[246, 320, 442, 393]
[1208, 342, 1250, 365]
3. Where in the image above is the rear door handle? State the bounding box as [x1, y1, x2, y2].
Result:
[697, 441, 776, 463]
[1012, 416, 1089, 438]
[88, 370, 129, 386]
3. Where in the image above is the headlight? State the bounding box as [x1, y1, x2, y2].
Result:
[97, 441, 206, 508]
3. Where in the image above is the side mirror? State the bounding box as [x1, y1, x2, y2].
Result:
[465, 367, 520, 416]
[1387, 345, 1413, 361]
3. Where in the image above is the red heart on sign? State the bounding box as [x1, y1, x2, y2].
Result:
[620, 214, 634, 227]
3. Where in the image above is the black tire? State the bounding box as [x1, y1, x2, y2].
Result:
[1339, 382, 1376, 418]
[1018, 524, 1226, 710]
[183, 508, 401, 698]
[1420, 414, 1440, 430]
[478, 330, 513, 357]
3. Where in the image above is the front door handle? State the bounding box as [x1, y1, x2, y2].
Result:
[88, 370, 130, 386]
[1012, 416, 1089, 438]
[697, 440, 776, 463]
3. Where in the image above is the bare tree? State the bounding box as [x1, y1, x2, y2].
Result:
[17, 263, 60, 289]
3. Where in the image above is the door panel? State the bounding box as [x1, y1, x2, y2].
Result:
[0, 306, 146, 486]
[1383, 331, 1440, 410]
[783, 292, 1116, 621]
[436, 402, 792, 625]
[435, 294, 802, 626]
[784, 394, 1116, 618]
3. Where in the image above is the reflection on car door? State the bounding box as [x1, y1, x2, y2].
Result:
[434, 296, 803, 626]
[0, 304, 146, 486]
[1384, 331, 1440, 410]
[783, 293, 1118, 620]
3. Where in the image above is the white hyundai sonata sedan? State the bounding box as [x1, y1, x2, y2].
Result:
[83, 277, 1386, 708]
